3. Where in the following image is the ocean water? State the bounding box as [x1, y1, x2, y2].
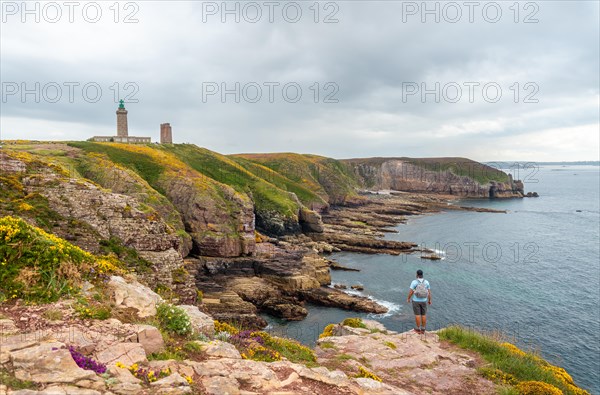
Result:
[264, 165, 600, 393]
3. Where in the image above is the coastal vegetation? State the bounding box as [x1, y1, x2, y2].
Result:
[0, 216, 125, 303]
[438, 326, 590, 395]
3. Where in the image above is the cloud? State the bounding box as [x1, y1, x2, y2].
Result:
[1, 1, 598, 161]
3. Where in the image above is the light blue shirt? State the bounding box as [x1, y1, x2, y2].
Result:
[410, 279, 430, 302]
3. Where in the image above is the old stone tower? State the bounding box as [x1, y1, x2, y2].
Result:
[116, 100, 128, 137]
[160, 123, 173, 144]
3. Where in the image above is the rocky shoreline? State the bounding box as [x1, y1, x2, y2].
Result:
[0, 145, 515, 335]
[191, 191, 511, 327]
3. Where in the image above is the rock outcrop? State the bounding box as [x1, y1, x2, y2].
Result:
[7, 161, 191, 296]
[192, 242, 388, 326]
[299, 207, 324, 233]
[108, 275, 163, 318]
[316, 320, 497, 395]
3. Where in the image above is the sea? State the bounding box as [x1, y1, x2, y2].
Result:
[263, 165, 600, 394]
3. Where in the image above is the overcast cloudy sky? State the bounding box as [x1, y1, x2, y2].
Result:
[1, 1, 598, 161]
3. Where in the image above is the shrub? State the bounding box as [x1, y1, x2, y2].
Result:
[480, 368, 518, 386]
[516, 381, 563, 395]
[439, 326, 589, 395]
[75, 305, 111, 320]
[342, 317, 366, 329]
[355, 366, 382, 382]
[156, 303, 192, 336]
[0, 216, 125, 303]
[228, 330, 280, 362]
[194, 332, 209, 342]
[319, 324, 335, 339]
[0, 369, 36, 390]
[214, 320, 240, 335]
[252, 331, 317, 366]
[501, 342, 527, 357]
[214, 331, 232, 342]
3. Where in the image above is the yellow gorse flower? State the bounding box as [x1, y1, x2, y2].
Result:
[500, 342, 527, 357]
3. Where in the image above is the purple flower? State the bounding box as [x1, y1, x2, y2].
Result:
[68, 345, 107, 374]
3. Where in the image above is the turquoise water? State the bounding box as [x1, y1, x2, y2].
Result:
[264, 165, 600, 393]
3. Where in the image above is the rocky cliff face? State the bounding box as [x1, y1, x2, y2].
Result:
[344, 158, 524, 198]
[0, 154, 191, 299]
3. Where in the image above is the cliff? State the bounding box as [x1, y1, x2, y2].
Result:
[342, 157, 525, 198]
[0, 143, 388, 323]
[0, 162, 584, 395]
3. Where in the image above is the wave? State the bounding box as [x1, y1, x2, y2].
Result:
[329, 283, 401, 318]
[367, 297, 401, 318]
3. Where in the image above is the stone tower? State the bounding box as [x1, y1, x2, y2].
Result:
[116, 100, 128, 137]
[160, 123, 172, 144]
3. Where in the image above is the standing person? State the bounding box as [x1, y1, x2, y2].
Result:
[406, 269, 431, 334]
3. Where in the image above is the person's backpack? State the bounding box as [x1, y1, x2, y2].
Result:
[414, 279, 429, 298]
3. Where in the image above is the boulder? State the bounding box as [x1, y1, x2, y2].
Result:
[107, 365, 141, 385]
[95, 342, 146, 367]
[108, 276, 163, 318]
[299, 207, 324, 233]
[177, 305, 215, 336]
[202, 376, 240, 395]
[110, 382, 143, 395]
[11, 342, 96, 384]
[135, 324, 165, 355]
[194, 340, 241, 359]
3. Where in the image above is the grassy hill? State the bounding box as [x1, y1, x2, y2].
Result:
[232, 153, 363, 205]
[2, 141, 518, 240]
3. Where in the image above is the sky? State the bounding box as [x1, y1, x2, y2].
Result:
[0, 0, 598, 161]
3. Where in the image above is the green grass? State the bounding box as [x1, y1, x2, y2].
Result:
[335, 353, 355, 361]
[232, 153, 361, 205]
[259, 332, 319, 367]
[498, 387, 520, 395]
[148, 348, 185, 361]
[319, 341, 337, 350]
[68, 142, 166, 193]
[438, 326, 588, 395]
[0, 369, 37, 390]
[230, 156, 328, 209]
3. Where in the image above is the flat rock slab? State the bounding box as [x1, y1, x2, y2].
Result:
[11, 341, 96, 384]
[95, 342, 146, 367]
[316, 330, 496, 395]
